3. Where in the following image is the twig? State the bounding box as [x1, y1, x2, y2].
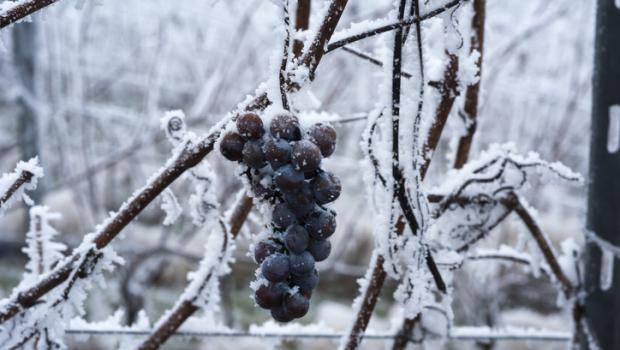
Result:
[0, 0, 60, 29]
[279, 0, 291, 110]
[0, 170, 33, 210]
[453, 0, 486, 169]
[341, 46, 413, 78]
[326, 0, 467, 53]
[293, 0, 311, 58]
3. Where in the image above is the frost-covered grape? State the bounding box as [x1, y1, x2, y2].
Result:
[242, 140, 266, 169]
[274, 164, 304, 193]
[262, 253, 290, 282]
[289, 251, 315, 276]
[291, 269, 319, 292]
[219, 132, 245, 161]
[284, 225, 309, 254]
[307, 238, 331, 262]
[270, 113, 301, 141]
[291, 140, 322, 173]
[271, 304, 294, 323]
[255, 282, 287, 309]
[254, 240, 279, 263]
[308, 123, 337, 157]
[283, 183, 315, 218]
[272, 203, 296, 229]
[311, 171, 341, 204]
[305, 209, 336, 240]
[285, 292, 310, 318]
[237, 112, 264, 140]
[263, 138, 291, 170]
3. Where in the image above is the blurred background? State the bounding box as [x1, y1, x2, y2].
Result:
[0, 0, 594, 348]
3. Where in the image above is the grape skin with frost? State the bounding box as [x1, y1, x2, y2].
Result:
[262, 254, 290, 282]
[237, 112, 264, 140]
[284, 225, 309, 254]
[255, 282, 288, 309]
[274, 164, 304, 193]
[219, 132, 245, 161]
[285, 292, 310, 318]
[242, 140, 266, 169]
[311, 171, 341, 204]
[291, 140, 322, 173]
[305, 209, 336, 240]
[289, 251, 315, 276]
[254, 240, 279, 263]
[291, 269, 319, 292]
[271, 304, 294, 322]
[272, 203, 296, 229]
[263, 138, 291, 170]
[307, 123, 336, 157]
[307, 238, 331, 262]
[270, 113, 301, 141]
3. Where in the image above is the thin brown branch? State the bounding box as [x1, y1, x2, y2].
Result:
[453, 0, 485, 169]
[0, 0, 60, 29]
[341, 46, 413, 78]
[326, 0, 466, 53]
[293, 0, 311, 58]
[279, 0, 292, 110]
[300, 0, 348, 79]
[505, 193, 573, 296]
[392, 314, 420, 350]
[0, 170, 33, 210]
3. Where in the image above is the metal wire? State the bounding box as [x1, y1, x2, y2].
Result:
[65, 327, 572, 342]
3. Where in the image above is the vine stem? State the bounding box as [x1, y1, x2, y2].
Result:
[0, 0, 60, 29]
[0, 170, 34, 210]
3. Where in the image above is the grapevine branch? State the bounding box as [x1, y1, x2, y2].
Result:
[453, 0, 486, 169]
[0, 0, 60, 29]
[136, 194, 253, 350]
[0, 170, 33, 210]
[292, 0, 311, 57]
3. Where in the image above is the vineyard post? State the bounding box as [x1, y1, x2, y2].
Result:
[584, 0, 620, 348]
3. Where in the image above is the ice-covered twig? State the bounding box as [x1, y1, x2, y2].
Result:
[0, 158, 43, 214]
[292, 0, 310, 58]
[326, 0, 468, 53]
[136, 194, 253, 350]
[453, 0, 486, 169]
[341, 46, 413, 78]
[0, 0, 60, 29]
[279, 0, 292, 110]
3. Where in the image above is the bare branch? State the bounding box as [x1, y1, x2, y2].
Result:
[0, 0, 61, 29]
[293, 0, 311, 57]
[0, 170, 33, 211]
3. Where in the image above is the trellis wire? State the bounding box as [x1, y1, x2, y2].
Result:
[65, 327, 571, 342]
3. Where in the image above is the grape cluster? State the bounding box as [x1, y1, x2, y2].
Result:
[220, 111, 341, 322]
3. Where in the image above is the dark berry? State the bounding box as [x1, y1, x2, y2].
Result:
[237, 112, 264, 140]
[308, 123, 337, 157]
[284, 183, 315, 218]
[307, 239, 331, 262]
[291, 140, 322, 173]
[289, 251, 315, 276]
[270, 113, 301, 141]
[306, 209, 336, 240]
[263, 138, 291, 170]
[291, 269, 319, 292]
[271, 304, 294, 323]
[284, 225, 309, 254]
[262, 253, 290, 282]
[274, 164, 304, 193]
[255, 282, 287, 309]
[254, 240, 279, 263]
[285, 292, 310, 318]
[272, 203, 296, 229]
[242, 140, 266, 169]
[219, 132, 245, 161]
[311, 171, 341, 204]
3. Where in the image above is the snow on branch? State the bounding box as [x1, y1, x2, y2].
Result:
[0, 157, 43, 215]
[0, 0, 61, 29]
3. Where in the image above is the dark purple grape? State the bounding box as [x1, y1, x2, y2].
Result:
[272, 203, 296, 229]
[291, 269, 319, 292]
[262, 253, 290, 282]
[291, 140, 322, 173]
[284, 225, 309, 254]
[255, 282, 288, 309]
[284, 183, 315, 218]
[270, 113, 301, 141]
[219, 132, 245, 162]
[307, 123, 337, 157]
[237, 112, 264, 140]
[271, 304, 294, 323]
[306, 209, 336, 240]
[274, 164, 304, 193]
[285, 292, 310, 318]
[289, 251, 315, 276]
[311, 171, 341, 204]
[254, 240, 279, 263]
[242, 140, 266, 169]
[263, 138, 291, 170]
[307, 239, 331, 262]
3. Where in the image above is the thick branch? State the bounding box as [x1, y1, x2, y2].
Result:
[0, 0, 60, 29]
[453, 0, 485, 169]
[293, 0, 311, 57]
